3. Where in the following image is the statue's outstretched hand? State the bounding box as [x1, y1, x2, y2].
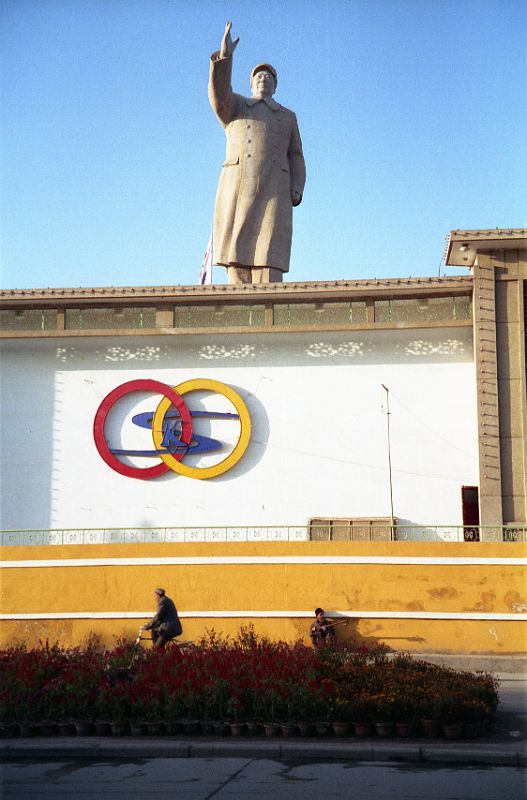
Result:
[220, 21, 239, 58]
[291, 190, 302, 207]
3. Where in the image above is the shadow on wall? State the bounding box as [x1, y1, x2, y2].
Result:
[337, 619, 399, 652]
[212, 387, 269, 482]
[0, 341, 55, 529]
[291, 614, 398, 653]
[328, 617, 428, 652]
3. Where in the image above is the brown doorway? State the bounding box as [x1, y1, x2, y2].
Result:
[462, 486, 480, 541]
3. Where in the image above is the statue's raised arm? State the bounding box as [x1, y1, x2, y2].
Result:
[219, 21, 239, 59]
[208, 22, 306, 285]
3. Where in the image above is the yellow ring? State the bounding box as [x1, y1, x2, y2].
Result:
[152, 379, 251, 479]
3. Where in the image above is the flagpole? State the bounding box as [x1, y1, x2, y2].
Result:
[199, 227, 214, 285]
[381, 384, 395, 539]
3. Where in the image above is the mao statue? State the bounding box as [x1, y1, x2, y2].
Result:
[208, 22, 306, 284]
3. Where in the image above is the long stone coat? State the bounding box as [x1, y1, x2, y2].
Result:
[208, 53, 306, 273]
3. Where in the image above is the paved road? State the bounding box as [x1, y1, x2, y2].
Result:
[1, 757, 526, 799]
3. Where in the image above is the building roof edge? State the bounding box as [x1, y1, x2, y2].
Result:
[0, 275, 473, 304]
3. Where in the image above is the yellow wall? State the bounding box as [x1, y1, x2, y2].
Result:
[1, 541, 526, 654]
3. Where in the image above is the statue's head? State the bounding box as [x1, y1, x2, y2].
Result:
[250, 63, 277, 98]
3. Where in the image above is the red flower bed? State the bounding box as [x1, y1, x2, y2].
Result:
[0, 629, 499, 734]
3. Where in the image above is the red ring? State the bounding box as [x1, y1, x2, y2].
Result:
[93, 379, 193, 480]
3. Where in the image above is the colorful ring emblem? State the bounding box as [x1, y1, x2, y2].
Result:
[93, 378, 251, 480]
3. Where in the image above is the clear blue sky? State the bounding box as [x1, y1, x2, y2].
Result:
[1, 0, 525, 289]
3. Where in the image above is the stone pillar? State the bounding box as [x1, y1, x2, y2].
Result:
[473, 253, 503, 539]
[495, 248, 527, 527]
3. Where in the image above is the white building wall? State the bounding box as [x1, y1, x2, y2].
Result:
[0, 327, 478, 532]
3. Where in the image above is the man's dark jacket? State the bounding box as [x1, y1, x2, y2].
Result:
[144, 595, 182, 637]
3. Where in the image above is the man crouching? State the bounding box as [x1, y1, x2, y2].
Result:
[310, 607, 337, 648]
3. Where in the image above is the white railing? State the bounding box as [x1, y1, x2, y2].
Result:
[0, 526, 307, 546]
[0, 525, 525, 546]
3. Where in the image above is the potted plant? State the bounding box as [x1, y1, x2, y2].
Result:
[329, 697, 352, 736]
[102, 687, 129, 736]
[290, 686, 323, 737]
[93, 691, 113, 736]
[162, 693, 185, 735]
[438, 694, 463, 739]
[459, 698, 488, 738]
[346, 694, 373, 737]
[141, 691, 164, 735]
[258, 688, 283, 737]
[392, 689, 417, 737]
[280, 686, 312, 738]
[372, 692, 395, 737]
[180, 688, 202, 735]
[226, 697, 245, 736]
[10, 698, 39, 738]
[418, 688, 441, 738]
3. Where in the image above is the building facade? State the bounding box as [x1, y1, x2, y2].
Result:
[445, 228, 527, 530]
[0, 229, 525, 653]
